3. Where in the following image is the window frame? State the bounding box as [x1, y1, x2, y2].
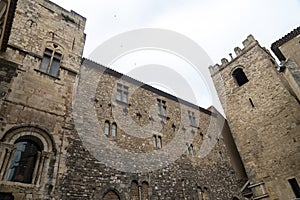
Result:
[39, 43, 63, 77]
[104, 121, 110, 136]
[153, 135, 162, 149]
[116, 83, 129, 104]
[111, 123, 117, 137]
[6, 139, 41, 184]
[188, 111, 197, 127]
[0, 127, 55, 187]
[157, 99, 167, 117]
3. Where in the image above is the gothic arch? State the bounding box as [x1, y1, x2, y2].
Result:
[95, 184, 125, 200]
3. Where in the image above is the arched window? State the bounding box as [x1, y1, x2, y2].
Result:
[188, 144, 194, 156]
[203, 187, 210, 200]
[0, 126, 55, 187]
[141, 181, 149, 200]
[104, 121, 110, 136]
[153, 135, 157, 148]
[232, 68, 248, 86]
[157, 136, 162, 149]
[6, 139, 41, 183]
[102, 190, 120, 200]
[111, 123, 117, 137]
[130, 180, 139, 200]
[197, 187, 203, 200]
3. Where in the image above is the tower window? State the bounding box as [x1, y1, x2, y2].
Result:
[288, 178, 300, 198]
[40, 46, 62, 77]
[249, 98, 255, 108]
[232, 68, 248, 86]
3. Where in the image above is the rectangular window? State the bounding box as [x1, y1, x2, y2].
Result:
[40, 48, 62, 77]
[153, 135, 162, 149]
[188, 144, 194, 156]
[157, 136, 162, 149]
[157, 99, 166, 116]
[116, 83, 129, 103]
[288, 178, 300, 198]
[153, 135, 157, 148]
[188, 111, 197, 127]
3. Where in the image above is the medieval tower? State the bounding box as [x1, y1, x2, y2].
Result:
[209, 34, 300, 199]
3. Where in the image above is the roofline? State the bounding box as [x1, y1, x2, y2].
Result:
[82, 58, 216, 117]
[271, 26, 300, 61]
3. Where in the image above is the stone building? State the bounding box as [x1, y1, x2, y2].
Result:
[0, 0, 244, 199]
[0, 0, 299, 199]
[209, 30, 300, 199]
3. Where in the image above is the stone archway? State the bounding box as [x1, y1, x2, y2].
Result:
[102, 190, 120, 200]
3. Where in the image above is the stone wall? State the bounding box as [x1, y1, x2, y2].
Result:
[53, 59, 243, 199]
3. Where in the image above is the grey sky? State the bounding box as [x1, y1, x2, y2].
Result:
[51, 0, 300, 114]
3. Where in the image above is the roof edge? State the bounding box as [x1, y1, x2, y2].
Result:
[82, 58, 216, 116]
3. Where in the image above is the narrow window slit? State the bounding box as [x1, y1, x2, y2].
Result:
[249, 98, 255, 108]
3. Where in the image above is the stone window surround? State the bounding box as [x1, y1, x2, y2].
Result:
[157, 98, 167, 117]
[188, 110, 197, 127]
[130, 180, 150, 200]
[38, 42, 64, 78]
[187, 143, 194, 156]
[116, 83, 129, 104]
[104, 120, 117, 138]
[0, 126, 55, 188]
[231, 66, 249, 87]
[153, 134, 162, 149]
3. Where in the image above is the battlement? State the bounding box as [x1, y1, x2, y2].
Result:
[209, 35, 258, 75]
[43, 0, 86, 23]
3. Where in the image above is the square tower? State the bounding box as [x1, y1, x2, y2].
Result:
[209, 35, 300, 199]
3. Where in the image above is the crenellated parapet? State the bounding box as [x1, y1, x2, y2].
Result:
[209, 35, 258, 75]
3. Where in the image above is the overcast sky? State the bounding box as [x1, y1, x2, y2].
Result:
[51, 0, 300, 114]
